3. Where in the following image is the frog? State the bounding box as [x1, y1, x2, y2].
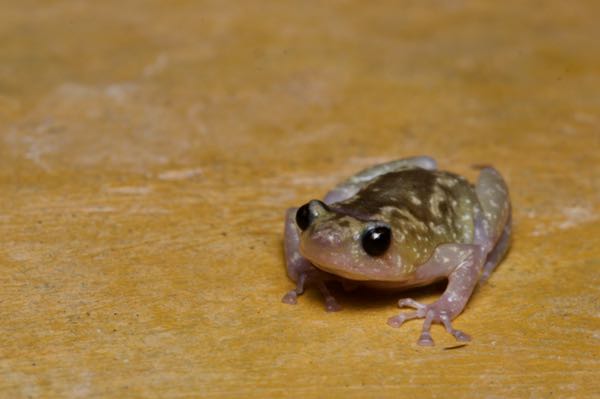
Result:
[282, 156, 511, 346]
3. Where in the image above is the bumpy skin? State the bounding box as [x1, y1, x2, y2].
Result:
[283, 156, 511, 346]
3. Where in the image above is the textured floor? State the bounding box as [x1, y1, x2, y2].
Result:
[1, 1, 599, 398]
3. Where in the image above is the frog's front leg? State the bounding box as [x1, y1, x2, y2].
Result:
[387, 244, 485, 346]
[282, 207, 342, 312]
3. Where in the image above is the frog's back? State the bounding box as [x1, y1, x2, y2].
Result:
[332, 168, 479, 268]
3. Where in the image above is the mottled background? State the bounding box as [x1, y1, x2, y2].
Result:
[0, 1, 598, 397]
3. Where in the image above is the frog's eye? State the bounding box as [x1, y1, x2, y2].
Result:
[295, 203, 312, 230]
[361, 226, 391, 256]
[296, 200, 329, 231]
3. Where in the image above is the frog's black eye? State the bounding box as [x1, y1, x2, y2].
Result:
[296, 200, 329, 231]
[295, 203, 312, 231]
[361, 226, 391, 256]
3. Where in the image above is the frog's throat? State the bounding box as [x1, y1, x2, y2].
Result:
[311, 262, 373, 281]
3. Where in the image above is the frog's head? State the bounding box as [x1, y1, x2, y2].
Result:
[295, 200, 409, 281]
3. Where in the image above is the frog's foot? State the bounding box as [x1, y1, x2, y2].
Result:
[281, 272, 306, 305]
[387, 298, 471, 346]
[315, 280, 342, 312]
[281, 290, 300, 305]
[281, 273, 342, 312]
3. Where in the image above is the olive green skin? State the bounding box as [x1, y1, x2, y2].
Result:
[331, 168, 479, 270]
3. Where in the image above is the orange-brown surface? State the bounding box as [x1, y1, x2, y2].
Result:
[1, 1, 599, 398]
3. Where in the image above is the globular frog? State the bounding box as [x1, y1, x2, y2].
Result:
[282, 156, 511, 346]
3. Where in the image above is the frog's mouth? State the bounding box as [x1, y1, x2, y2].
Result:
[299, 239, 373, 280]
[300, 240, 410, 282]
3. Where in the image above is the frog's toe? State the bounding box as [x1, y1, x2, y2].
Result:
[281, 290, 299, 305]
[324, 297, 342, 312]
[417, 331, 435, 346]
[440, 312, 471, 342]
[397, 298, 427, 311]
[415, 307, 471, 346]
[387, 298, 427, 328]
[315, 280, 342, 312]
[452, 330, 471, 342]
[389, 303, 472, 346]
[387, 312, 419, 328]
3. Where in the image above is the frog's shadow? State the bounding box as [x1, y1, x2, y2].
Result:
[319, 280, 448, 311]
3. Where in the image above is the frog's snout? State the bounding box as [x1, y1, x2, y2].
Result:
[298, 217, 349, 264]
[309, 224, 344, 247]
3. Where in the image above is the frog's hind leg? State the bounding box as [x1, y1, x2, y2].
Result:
[474, 167, 511, 280]
[282, 207, 342, 312]
[324, 156, 437, 204]
[480, 210, 511, 282]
